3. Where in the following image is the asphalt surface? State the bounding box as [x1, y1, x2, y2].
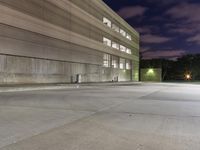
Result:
[0, 83, 200, 150]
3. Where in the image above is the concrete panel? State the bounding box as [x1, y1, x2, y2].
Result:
[0, 55, 102, 84]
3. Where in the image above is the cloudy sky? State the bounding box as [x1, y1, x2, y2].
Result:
[103, 0, 200, 60]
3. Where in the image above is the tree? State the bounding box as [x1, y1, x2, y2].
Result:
[141, 54, 200, 81]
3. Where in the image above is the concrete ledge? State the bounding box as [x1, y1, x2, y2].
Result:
[0, 83, 81, 93]
[0, 82, 141, 93]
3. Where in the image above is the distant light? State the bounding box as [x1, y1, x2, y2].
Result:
[146, 68, 155, 77]
[148, 69, 154, 74]
[185, 74, 192, 80]
[186, 75, 190, 79]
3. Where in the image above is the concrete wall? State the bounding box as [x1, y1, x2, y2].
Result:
[0, 54, 132, 84]
[0, 54, 101, 83]
[0, 0, 139, 84]
[140, 68, 162, 82]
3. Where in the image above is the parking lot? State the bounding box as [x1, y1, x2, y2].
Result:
[0, 82, 200, 150]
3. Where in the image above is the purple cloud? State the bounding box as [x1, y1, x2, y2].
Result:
[141, 34, 171, 44]
[117, 6, 147, 19]
[166, 3, 200, 23]
[142, 50, 186, 60]
[145, 0, 178, 5]
[135, 27, 151, 34]
[140, 47, 150, 53]
[187, 35, 200, 45]
[170, 26, 197, 35]
[166, 3, 200, 44]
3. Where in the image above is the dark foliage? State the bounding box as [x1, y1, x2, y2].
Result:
[140, 54, 200, 81]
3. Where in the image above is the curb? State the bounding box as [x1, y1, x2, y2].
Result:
[0, 82, 141, 93]
[0, 85, 81, 93]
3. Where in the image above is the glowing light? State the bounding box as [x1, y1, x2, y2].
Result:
[185, 74, 192, 80]
[147, 69, 155, 76]
[148, 69, 154, 74]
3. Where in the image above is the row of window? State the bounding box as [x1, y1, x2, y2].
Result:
[103, 37, 132, 54]
[103, 17, 132, 41]
[103, 54, 131, 70]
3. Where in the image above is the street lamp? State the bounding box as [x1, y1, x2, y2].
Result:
[147, 68, 155, 76]
[185, 73, 192, 80]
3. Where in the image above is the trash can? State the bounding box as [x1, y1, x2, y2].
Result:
[114, 76, 118, 82]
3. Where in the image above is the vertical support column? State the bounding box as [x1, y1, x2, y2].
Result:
[132, 60, 139, 81]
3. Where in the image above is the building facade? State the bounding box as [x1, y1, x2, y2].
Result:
[0, 0, 139, 84]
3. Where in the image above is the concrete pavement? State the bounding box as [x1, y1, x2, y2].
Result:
[0, 83, 200, 150]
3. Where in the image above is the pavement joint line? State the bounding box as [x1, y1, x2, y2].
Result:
[138, 86, 171, 100]
[0, 113, 99, 149]
[108, 111, 200, 118]
[138, 98, 200, 103]
[0, 112, 95, 149]
[0, 87, 158, 148]
[0, 104, 97, 113]
[0, 93, 140, 147]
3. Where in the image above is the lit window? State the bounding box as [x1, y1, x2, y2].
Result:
[103, 54, 111, 67]
[126, 60, 131, 70]
[126, 48, 132, 54]
[103, 37, 111, 47]
[112, 24, 120, 33]
[126, 33, 132, 41]
[120, 29, 126, 37]
[119, 58, 125, 69]
[112, 56, 119, 68]
[103, 17, 111, 28]
[112, 41, 119, 50]
[120, 45, 126, 52]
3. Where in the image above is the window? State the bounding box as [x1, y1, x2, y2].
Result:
[126, 60, 131, 70]
[120, 45, 126, 52]
[119, 58, 125, 69]
[112, 41, 119, 50]
[103, 17, 111, 28]
[103, 37, 111, 47]
[112, 56, 119, 68]
[126, 48, 132, 54]
[120, 29, 126, 37]
[126, 33, 132, 41]
[112, 24, 120, 33]
[103, 54, 111, 67]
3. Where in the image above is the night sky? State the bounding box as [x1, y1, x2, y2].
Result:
[103, 0, 200, 60]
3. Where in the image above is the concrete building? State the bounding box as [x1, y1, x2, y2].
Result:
[0, 0, 140, 84]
